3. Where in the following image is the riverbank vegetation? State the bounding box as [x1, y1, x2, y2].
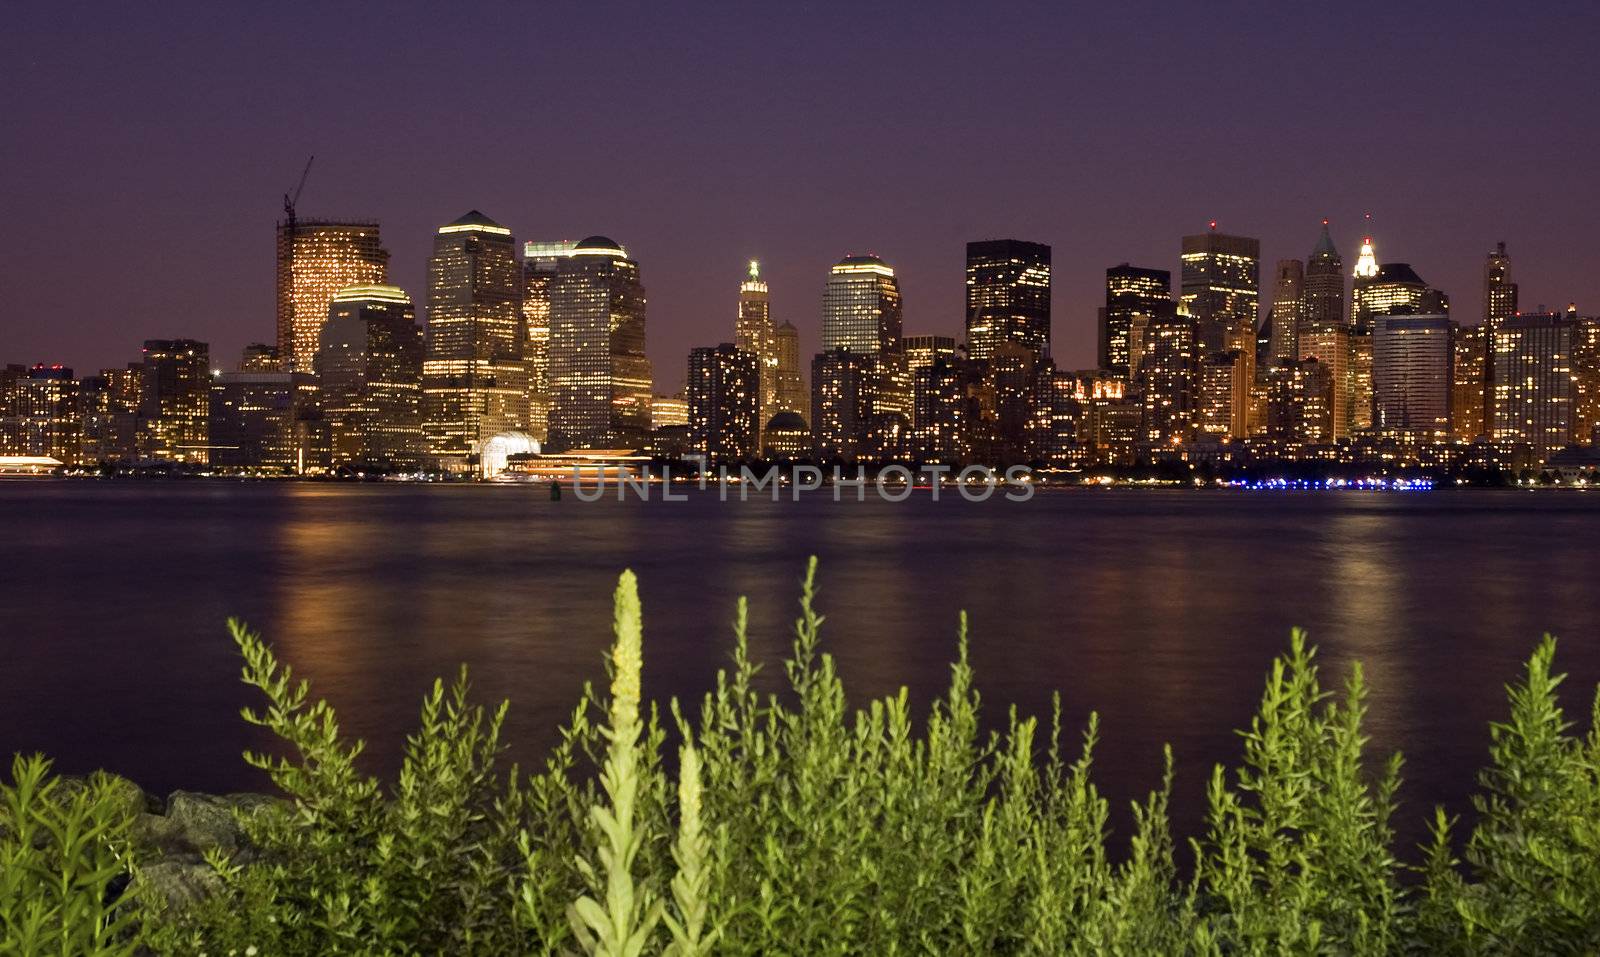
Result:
[4, 560, 1600, 954]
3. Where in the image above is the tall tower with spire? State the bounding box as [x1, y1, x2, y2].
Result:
[1482, 242, 1518, 434]
[736, 260, 779, 426]
[1303, 220, 1345, 333]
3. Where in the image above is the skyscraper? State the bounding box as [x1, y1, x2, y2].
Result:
[823, 255, 901, 356]
[904, 335, 958, 373]
[1303, 221, 1345, 333]
[209, 371, 325, 473]
[773, 321, 806, 418]
[1482, 242, 1518, 434]
[546, 235, 653, 449]
[965, 240, 1051, 361]
[1180, 229, 1260, 357]
[138, 339, 210, 463]
[811, 349, 874, 460]
[1372, 314, 1454, 438]
[736, 261, 779, 426]
[1451, 325, 1488, 442]
[1298, 324, 1350, 440]
[276, 221, 389, 374]
[522, 240, 579, 444]
[1492, 313, 1576, 458]
[317, 284, 425, 470]
[421, 211, 526, 469]
[1138, 305, 1196, 447]
[1099, 264, 1170, 378]
[1351, 263, 1446, 327]
[1268, 260, 1305, 367]
[687, 343, 760, 462]
[11, 365, 82, 465]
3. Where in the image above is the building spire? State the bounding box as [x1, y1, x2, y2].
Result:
[1311, 218, 1338, 258]
[749, 259, 760, 280]
[1353, 213, 1378, 279]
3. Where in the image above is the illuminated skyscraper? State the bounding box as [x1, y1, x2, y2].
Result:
[736, 261, 779, 426]
[811, 349, 873, 460]
[1303, 221, 1346, 333]
[1572, 315, 1600, 446]
[209, 371, 325, 473]
[1492, 312, 1576, 457]
[1268, 260, 1305, 367]
[912, 356, 971, 463]
[522, 240, 579, 444]
[904, 335, 958, 373]
[11, 365, 82, 465]
[1352, 262, 1445, 328]
[137, 339, 210, 463]
[651, 393, 689, 429]
[317, 284, 425, 470]
[823, 255, 901, 356]
[1180, 229, 1259, 356]
[773, 321, 806, 417]
[1451, 324, 1488, 441]
[965, 239, 1051, 361]
[238, 344, 281, 372]
[546, 235, 653, 449]
[1099, 264, 1170, 378]
[1138, 304, 1196, 447]
[1196, 350, 1251, 439]
[276, 221, 389, 373]
[1298, 324, 1350, 440]
[1372, 314, 1454, 438]
[421, 211, 527, 469]
[1482, 242, 1518, 433]
[1265, 359, 1336, 448]
[687, 343, 759, 462]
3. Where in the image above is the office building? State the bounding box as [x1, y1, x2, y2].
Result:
[1298, 324, 1350, 440]
[422, 211, 527, 469]
[9, 365, 82, 465]
[276, 220, 389, 373]
[1180, 229, 1259, 356]
[317, 283, 425, 470]
[687, 344, 759, 462]
[904, 335, 958, 373]
[811, 349, 874, 460]
[1303, 221, 1345, 332]
[1139, 306, 1196, 447]
[546, 235, 653, 449]
[1268, 259, 1305, 366]
[736, 261, 779, 426]
[965, 239, 1051, 361]
[1099, 264, 1170, 377]
[651, 394, 689, 429]
[137, 339, 210, 463]
[1372, 313, 1454, 438]
[773, 321, 806, 416]
[823, 255, 901, 356]
[522, 240, 579, 444]
[1492, 312, 1576, 457]
[210, 372, 326, 472]
[1452, 324, 1488, 441]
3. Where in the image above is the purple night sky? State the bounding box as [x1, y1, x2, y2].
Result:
[4, 2, 1597, 389]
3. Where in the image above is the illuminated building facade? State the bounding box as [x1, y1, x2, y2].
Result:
[1571, 316, 1600, 445]
[773, 321, 806, 416]
[522, 240, 578, 444]
[1138, 306, 1196, 447]
[912, 357, 971, 463]
[1372, 314, 1454, 438]
[1451, 324, 1487, 441]
[238, 344, 280, 372]
[276, 221, 389, 373]
[546, 235, 653, 450]
[1099, 264, 1170, 377]
[1482, 242, 1517, 432]
[1303, 221, 1345, 332]
[1268, 259, 1305, 367]
[422, 211, 527, 469]
[317, 284, 425, 470]
[1492, 313, 1576, 457]
[1197, 351, 1250, 439]
[9, 365, 83, 465]
[823, 255, 901, 356]
[762, 411, 811, 460]
[1298, 324, 1350, 440]
[904, 335, 958, 372]
[735, 261, 779, 428]
[965, 239, 1051, 361]
[1352, 262, 1446, 329]
[1265, 359, 1336, 446]
[209, 372, 326, 472]
[651, 394, 689, 429]
[1180, 230, 1259, 356]
[687, 343, 759, 462]
[137, 339, 210, 463]
[811, 349, 874, 460]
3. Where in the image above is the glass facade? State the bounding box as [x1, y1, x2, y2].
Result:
[546, 236, 652, 450]
[275, 222, 389, 374]
[1100, 264, 1169, 378]
[965, 239, 1051, 361]
[822, 256, 901, 356]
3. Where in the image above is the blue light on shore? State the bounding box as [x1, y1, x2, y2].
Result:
[1222, 477, 1435, 491]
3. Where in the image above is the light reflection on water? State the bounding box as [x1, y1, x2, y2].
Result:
[3, 482, 1598, 844]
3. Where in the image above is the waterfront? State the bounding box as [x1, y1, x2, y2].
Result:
[3, 482, 1598, 841]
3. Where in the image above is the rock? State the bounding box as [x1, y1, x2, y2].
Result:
[163, 791, 268, 858]
[136, 860, 223, 909]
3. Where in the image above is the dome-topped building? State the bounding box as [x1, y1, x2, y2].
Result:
[573, 235, 627, 258]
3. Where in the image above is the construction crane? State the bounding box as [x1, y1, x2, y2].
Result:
[282, 155, 315, 231]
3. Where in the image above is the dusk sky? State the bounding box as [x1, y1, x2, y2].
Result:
[5, 1, 1598, 389]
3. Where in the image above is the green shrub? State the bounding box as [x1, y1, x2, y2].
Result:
[15, 559, 1600, 954]
[0, 755, 142, 955]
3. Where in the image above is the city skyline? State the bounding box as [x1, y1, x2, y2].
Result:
[6, 4, 1598, 384]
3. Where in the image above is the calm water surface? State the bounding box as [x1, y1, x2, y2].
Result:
[3, 482, 1598, 843]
